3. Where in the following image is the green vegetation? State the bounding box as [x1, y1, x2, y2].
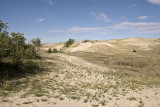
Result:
[127, 97, 136, 101]
[133, 49, 136, 52]
[47, 48, 58, 53]
[23, 101, 33, 104]
[83, 40, 90, 43]
[0, 20, 42, 81]
[65, 39, 74, 47]
[139, 99, 144, 107]
[59, 97, 64, 100]
[99, 100, 106, 106]
[53, 48, 58, 53]
[47, 48, 53, 53]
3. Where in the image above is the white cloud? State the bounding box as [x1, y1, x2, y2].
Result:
[138, 16, 148, 19]
[68, 26, 106, 33]
[36, 18, 45, 23]
[147, 0, 160, 5]
[68, 22, 160, 34]
[41, 0, 54, 5]
[90, 12, 111, 23]
[110, 22, 160, 33]
[48, 30, 63, 33]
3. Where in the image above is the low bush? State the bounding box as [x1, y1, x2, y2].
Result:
[53, 48, 58, 53]
[47, 48, 52, 53]
[47, 48, 58, 53]
[133, 49, 136, 52]
[83, 40, 90, 43]
[65, 39, 74, 47]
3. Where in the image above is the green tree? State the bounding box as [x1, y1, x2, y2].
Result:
[0, 20, 8, 32]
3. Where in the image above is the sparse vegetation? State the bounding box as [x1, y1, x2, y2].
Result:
[133, 49, 136, 52]
[83, 40, 90, 43]
[53, 48, 58, 53]
[99, 100, 106, 106]
[47, 48, 52, 53]
[47, 48, 58, 53]
[59, 97, 64, 100]
[23, 101, 33, 104]
[139, 99, 144, 107]
[127, 97, 136, 101]
[84, 99, 88, 103]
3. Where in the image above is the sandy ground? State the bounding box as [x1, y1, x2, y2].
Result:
[1, 53, 160, 107]
[70, 42, 114, 52]
[1, 38, 160, 107]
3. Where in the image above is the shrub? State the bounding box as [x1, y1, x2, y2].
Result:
[47, 48, 52, 53]
[83, 40, 90, 43]
[10, 32, 27, 65]
[65, 39, 74, 47]
[53, 48, 58, 53]
[133, 49, 136, 52]
[31, 38, 41, 57]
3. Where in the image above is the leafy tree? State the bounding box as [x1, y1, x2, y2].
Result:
[31, 38, 41, 47]
[0, 20, 8, 32]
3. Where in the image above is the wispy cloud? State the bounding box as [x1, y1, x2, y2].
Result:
[110, 22, 160, 33]
[147, 0, 160, 5]
[41, 0, 54, 5]
[90, 12, 111, 23]
[138, 16, 148, 20]
[36, 18, 45, 23]
[68, 22, 160, 34]
[48, 30, 63, 33]
[68, 26, 106, 33]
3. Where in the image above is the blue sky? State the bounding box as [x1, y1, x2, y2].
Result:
[0, 0, 160, 43]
